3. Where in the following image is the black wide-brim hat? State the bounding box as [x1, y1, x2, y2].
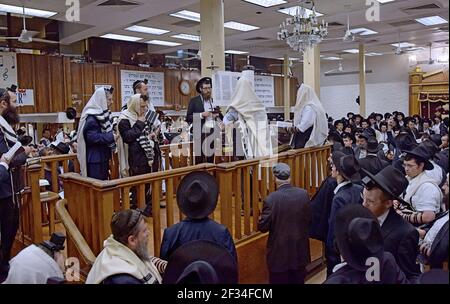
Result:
[361, 166, 410, 207]
[177, 171, 218, 219]
[163, 240, 238, 284]
[334, 204, 384, 272]
[51, 142, 70, 155]
[332, 151, 361, 183]
[403, 145, 434, 171]
[196, 77, 212, 94]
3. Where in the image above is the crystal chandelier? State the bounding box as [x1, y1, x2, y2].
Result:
[277, 1, 328, 54]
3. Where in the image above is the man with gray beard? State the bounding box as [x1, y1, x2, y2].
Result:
[86, 210, 167, 284]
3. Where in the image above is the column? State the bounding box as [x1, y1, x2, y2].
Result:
[283, 54, 291, 120]
[303, 45, 321, 97]
[359, 43, 367, 117]
[200, 0, 225, 76]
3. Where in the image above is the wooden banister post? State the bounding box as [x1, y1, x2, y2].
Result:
[216, 166, 233, 232]
[28, 164, 43, 243]
[95, 187, 115, 251]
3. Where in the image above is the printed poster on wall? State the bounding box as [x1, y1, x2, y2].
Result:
[16, 89, 34, 107]
[0, 52, 18, 90]
[212, 71, 275, 107]
[120, 70, 165, 106]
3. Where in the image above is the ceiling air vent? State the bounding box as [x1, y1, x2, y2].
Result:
[244, 37, 269, 41]
[403, 3, 441, 13]
[172, 20, 199, 28]
[389, 20, 418, 27]
[328, 22, 345, 27]
[98, 0, 139, 6]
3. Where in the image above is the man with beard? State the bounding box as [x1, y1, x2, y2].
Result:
[186, 77, 218, 164]
[0, 88, 32, 280]
[86, 209, 167, 284]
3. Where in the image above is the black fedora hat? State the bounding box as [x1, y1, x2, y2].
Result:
[403, 145, 434, 171]
[51, 142, 70, 155]
[172, 261, 219, 284]
[366, 137, 381, 154]
[332, 151, 361, 183]
[177, 171, 218, 219]
[395, 133, 418, 153]
[195, 77, 212, 94]
[334, 204, 384, 271]
[65, 107, 77, 120]
[361, 166, 409, 205]
[358, 129, 374, 141]
[163, 240, 238, 284]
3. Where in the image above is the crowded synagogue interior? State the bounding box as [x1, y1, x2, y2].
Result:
[0, 0, 449, 286]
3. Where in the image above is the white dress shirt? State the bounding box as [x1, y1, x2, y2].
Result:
[295, 105, 316, 133]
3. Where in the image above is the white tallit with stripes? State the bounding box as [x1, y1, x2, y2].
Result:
[86, 235, 162, 284]
[117, 94, 157, 177]
[0, 115, 22, 162]
[77, 88, 115, 177]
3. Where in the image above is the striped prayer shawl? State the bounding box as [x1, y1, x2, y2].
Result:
[93, 109, 116, 152]
[0, 115, 18, 143]
[138, 109, 159, 164]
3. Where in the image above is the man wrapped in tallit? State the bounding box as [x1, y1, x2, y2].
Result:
[222, 70, 272, 159]
[289, 84, 328, 149]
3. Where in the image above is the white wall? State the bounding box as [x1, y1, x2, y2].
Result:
[319, 54, 410, 120]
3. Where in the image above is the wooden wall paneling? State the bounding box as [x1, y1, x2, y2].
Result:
[17, 54, 34, 114]
[82, 63, 94, 106]
[33, 55, 51, 113]
[164, 69, 179, 107]
[62, 57, 72, 111]
[49, 56, 65, 112]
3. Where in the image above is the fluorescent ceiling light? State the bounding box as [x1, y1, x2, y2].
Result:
[415, 16, 448, 26]
[0, 4, 57, 18]
[243, 0, 287, 8]
[278, 6, 324, 17]
[125, 25, 169, 35]
[101, 34, 142, 42]
[390, 42, 415, 48]
[377, 0, 395, 3]
[171, 34, 200, 41]
[225, 50, 248, 55]
[343, 49, 359, 54]
[169, 10, 200, 22]
[224, 21, 260, 32]
[365, 52, 383, 56]
[277, 57, 301, 61]
[323, 56, 342, 60]
[147, 40, 182, 47]
[350, 28, 378, 35]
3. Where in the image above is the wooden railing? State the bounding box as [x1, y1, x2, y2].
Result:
[17, 154, 80, 246]
[55, 145, 331, 266]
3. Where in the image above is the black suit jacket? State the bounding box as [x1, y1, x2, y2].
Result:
[258, 184, 312, 272]
[358, 155, 390, 178]
[381, 208, 420, 279]
[186, 95, 206, 125]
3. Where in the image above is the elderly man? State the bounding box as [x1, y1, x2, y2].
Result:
[399, 145, 443, 226]
[87, 209, 166, 284]
[258, 163, 312, 284]
[361, 166, 420, 280]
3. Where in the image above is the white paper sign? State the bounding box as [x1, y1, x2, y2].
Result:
[16, 89, 34, 107]
[0, 52, 18, 90]
[120, 70, 165, 106]
[212, 71, 275, 107]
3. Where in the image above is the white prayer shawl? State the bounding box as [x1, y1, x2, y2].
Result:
[117, 94, 140, 178]
[0, 115, 17, 143]
[403, 171, 443, 212]
[76, 88, 112, 177]
[86, 235, 162, 284]
[2, 245, 64, 284]
[292, 84, 328, 148]
[226, 78, 271, 158]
